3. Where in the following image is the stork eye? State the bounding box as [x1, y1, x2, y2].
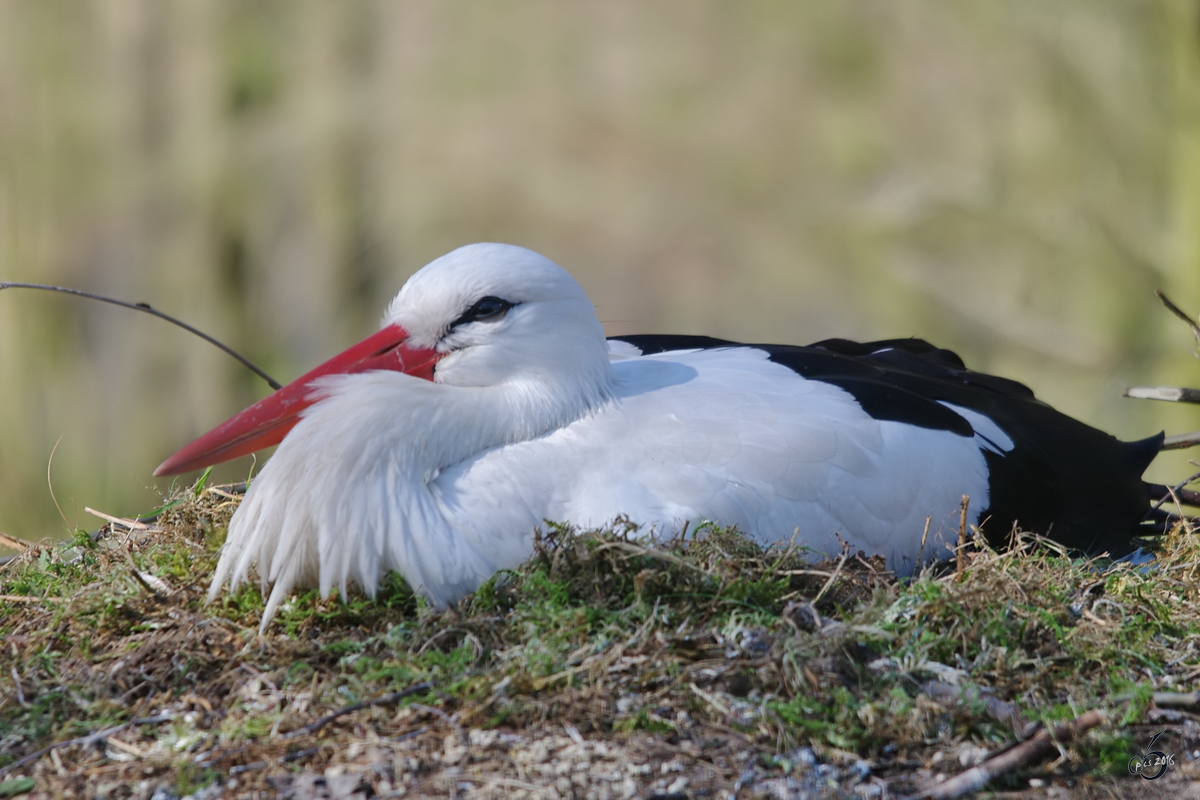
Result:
[452, 296, 514, 328]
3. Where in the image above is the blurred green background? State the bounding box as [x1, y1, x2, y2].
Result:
[2, 1, 1199, 545]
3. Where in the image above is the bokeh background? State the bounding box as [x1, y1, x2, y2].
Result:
[2, 1, 1199, 545]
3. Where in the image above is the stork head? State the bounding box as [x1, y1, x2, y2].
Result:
[388, 243, 610, 389]
[154, 243, 612, 475]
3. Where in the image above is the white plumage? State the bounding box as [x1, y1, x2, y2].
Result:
[154, 243, 1154, 630]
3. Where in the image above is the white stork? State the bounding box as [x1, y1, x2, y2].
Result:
[155, 243, 1161, 628]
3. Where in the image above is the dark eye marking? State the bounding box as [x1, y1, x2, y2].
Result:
[450, 296, 515, 329]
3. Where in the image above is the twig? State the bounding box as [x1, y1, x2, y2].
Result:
[203, 487, 245, 500]
[811, 547, 850, 605]
[0, 594, 60, 604]
[0, 724, 127, 778]
[129, 567, 170, 599]
[410, 703, 468, 745]
[1124, 386, 1200, 404]
[280, 681, 431, 739]
[228, 760, 268, 775]
[227, 745, 322, 776]
[448, 776, 555, 794]
[689, 682, 732, 717]
[531, 662, 588, 691]
[1147, 691, 1200, 709]
[281, 746, 321, 763]
[46, 433, 73, 532]
[84, 507, 160, 531]
[916, 515, 932, 574]
[779, 569, 838, 578]
[956, 496, 970, 580]
[921, 709, 1107, 799]
[594, 540, 712, 574]
[1146, 481, 1200, 510]
[1162, 431, 1200, 451]
[391, 726, 430, 743]
[104, 737, 145, 757]
[0, 715, 172, 778]
[1156, 289, 1200, 343]
[11, 667, 27, 708]
[0, 532, 28, 552]
[1148, 472, 1200, 515]
[414, 628, 468, 659]
[0, 282, 281, 390]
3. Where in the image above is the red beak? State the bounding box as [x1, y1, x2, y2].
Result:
[153, 323, 440, 476]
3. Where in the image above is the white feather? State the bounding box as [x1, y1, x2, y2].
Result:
[210, 243, 995, 630]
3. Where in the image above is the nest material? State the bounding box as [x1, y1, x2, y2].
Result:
[2, 486, 1200, 797]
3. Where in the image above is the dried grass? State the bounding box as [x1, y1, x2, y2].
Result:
[2, 488, 1200, 798]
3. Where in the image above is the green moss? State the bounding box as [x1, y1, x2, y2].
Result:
[2, 485, 1198, 789]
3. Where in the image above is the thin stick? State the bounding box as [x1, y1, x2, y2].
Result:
[0, 715, 172, 779]
[594, 540, 712, 574]
[410, 703, 468, 745]
[449, 776, 556, 794]
[85, 507, 159, 531]
[11, 667, 27, 708]
[227, 744, 323, 776]
[46, 433, 72, 532]
[1124, 386, 1200, 404]
[0, 724, 127, 778]
[812, 548, 850, 605]
[1156, 289, 1200, 343]
[129, 567, 169, 599]
[1148, 472, 1200, 514]
[1150, 691, 1200, 708]
[921, 709, 1107, 799]
[281, 681, 431, 739]
[228, 760, 268, 776]
[956, 496, 970, 580]
[1163, 431, 1200, 451]
[414, 628, 469, 659]
[0, 595, 60, 604]
[0, 532, 28, 551]
[779, 569, 837, 578]
[0, 282, 282, 390]
[531, 662, 589, 691]
[689, 682, 732, 717]
[916, 515, 932, 575]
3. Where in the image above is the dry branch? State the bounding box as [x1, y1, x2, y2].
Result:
[1148, 475, 1200, 512]
[0, 532, 29, 552]
[956, 496, 969, 580]
[84, 507, 161, 531]
[409, 703, 468, 745]
[0, 715, 173, 779]
[1162, 431, 1200, 451]
[1156, 289, 1200, 343]
[1124, 386, 1200, 404]
[1150, 691, 1200, 709]
[920, 709, 1107, 799]
[280, 681, 431, 739]
[0, 282, 281, 389]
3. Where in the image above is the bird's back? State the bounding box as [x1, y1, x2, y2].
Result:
[613, 335, 1162, 558]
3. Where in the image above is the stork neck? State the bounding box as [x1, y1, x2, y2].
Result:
[415, 375, 613, 476]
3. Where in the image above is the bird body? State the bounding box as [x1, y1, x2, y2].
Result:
[155, 244, 1161, 628]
